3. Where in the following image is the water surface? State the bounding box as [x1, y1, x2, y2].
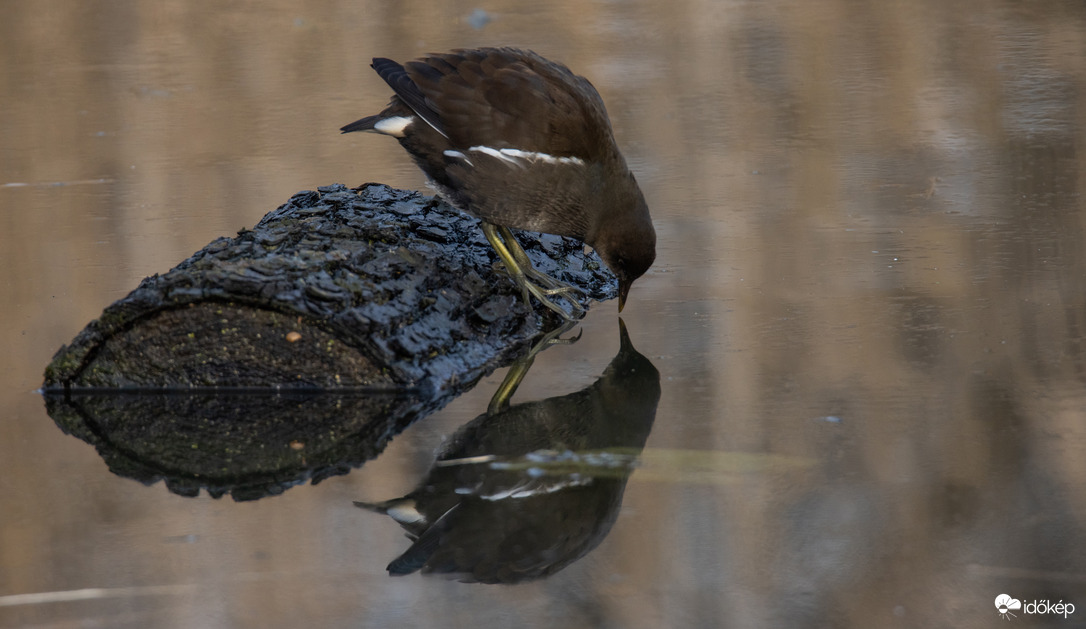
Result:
[2, 1, 1085, 627]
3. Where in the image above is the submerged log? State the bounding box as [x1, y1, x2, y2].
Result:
[43, 183, 616, 392]
[44, 390, 443, 501]
[41, 320, 657, 503]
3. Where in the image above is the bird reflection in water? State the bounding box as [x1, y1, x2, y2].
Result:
[355, 319, 660, 583]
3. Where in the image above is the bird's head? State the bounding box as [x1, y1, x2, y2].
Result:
[595, 176, 656, 312]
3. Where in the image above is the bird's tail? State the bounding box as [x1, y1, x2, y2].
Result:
[353, 498, 427, 525]
[340, 114, 381, 134]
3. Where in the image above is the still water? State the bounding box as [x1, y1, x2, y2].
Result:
[3, 1, 1085, 627]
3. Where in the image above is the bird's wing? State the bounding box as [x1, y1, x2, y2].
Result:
[401, 48, 617, 161]
[371, 57, 448, 138]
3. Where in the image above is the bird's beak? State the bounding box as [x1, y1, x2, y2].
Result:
[618, 278, 632, 312]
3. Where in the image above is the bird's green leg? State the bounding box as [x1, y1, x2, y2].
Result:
[497, 226, 585, 300]
[481, 223, 585, 320]
[487, 319, 582, 415]
[482, 222, 532, 306]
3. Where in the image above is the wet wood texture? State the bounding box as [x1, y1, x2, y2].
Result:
[43, 183, 616, 391]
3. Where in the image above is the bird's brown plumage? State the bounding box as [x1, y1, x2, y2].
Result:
[342, 47, 656, 313]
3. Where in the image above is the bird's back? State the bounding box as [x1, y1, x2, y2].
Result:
[387, 48, 618, 162]
[367, 48, 635, 240]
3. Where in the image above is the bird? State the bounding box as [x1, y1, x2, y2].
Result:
[340, 47, 656, 319]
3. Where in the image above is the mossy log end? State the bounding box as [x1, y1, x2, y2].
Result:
[43, 183, 617, 392]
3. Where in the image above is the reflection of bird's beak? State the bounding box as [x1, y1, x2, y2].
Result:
[618, 317, 630, 348]
[618, 278, 632, 312]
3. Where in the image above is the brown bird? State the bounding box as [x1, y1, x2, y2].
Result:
[341, 47, 656, 319]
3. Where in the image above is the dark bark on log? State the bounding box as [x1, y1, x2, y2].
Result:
[43, 183, 616, 392]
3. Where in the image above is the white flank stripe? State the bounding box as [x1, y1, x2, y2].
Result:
[442, 149, 473, 166]
[478, 476, 594, 501]
[498, 148, 585, 166]
[468, 146, 584, 167]
[470, 145, 519, 165]
[373, 116, 414, 137]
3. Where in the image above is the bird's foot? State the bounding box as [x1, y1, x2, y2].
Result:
[513, 274, 586, 321]
[487, 319, 582, 415]
[482, 222, 587, 321]
[531, 318, 583, 355]
[522, 264, 585, 294]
